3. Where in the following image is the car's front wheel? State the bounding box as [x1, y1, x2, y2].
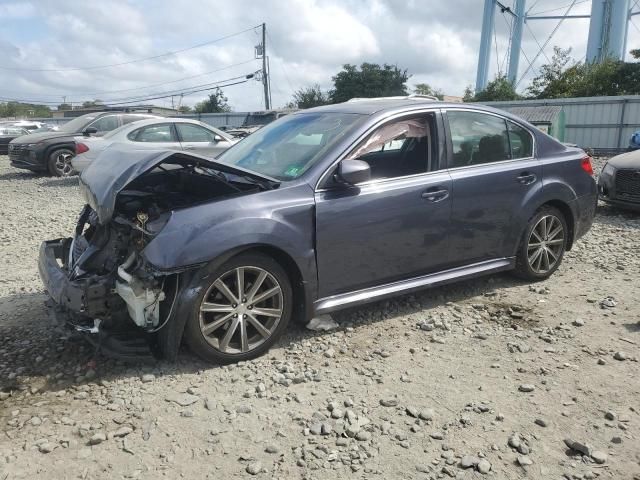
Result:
[47, 148, 76, 177]
[183, 253, 292, 363]
[514, 206, 568, 281]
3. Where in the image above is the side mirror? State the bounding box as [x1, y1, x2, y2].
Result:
[213, 134, 223, 142]
[335, 159, 371, 185]
[83, 127, 98, 136]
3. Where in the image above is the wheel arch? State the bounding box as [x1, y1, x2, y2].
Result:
[541, 199, 575, 251]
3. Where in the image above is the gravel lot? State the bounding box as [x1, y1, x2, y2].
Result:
[0, 155, 638, 479]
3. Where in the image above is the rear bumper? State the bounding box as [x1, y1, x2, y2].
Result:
[571, 192, 597, 242]
[38, 239, 114, 318]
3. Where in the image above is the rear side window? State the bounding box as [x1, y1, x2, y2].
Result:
[128, 124, 175, 142]
[176, 123, 216, 142]
[122, 114, 154, 125]
[507, 120, 533, 158]
[447, 111, 510, 167]
[89, 115, 119, 132]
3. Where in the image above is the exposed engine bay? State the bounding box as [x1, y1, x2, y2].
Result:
[39, 152, 275, 357]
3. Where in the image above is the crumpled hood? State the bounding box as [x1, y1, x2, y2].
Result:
[79, 146, 279, 224]
[607, 149, 640, 169]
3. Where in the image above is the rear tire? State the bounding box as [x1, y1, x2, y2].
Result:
[47, 148, 75, 177]
[183, 253, 292, 364]
[513, 206, 568, 281]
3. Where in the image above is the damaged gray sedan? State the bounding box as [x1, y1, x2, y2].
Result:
[39, 98, 596, 363]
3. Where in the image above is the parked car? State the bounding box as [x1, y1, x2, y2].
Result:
[11, 120, 44, 131]
[38, 97, 597, 364]
[598, 149, 640, 210]
[72, 118, 237, 173]
[225, 109, 294, 138]
[0, 126, 29, 155]
[9, 111, 161, 176]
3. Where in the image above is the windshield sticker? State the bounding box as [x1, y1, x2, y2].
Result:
[284, 166, 301, 177]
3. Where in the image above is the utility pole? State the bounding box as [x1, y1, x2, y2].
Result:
[262, 23, 270, 110]
[475, 0, 496, 92]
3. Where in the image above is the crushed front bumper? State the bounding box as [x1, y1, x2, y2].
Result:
[38, 238, 115, 318]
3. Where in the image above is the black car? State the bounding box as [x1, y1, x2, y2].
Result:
[39, 98, 597, 364]
[598, 150, 640, 210]
[9, 112, 160, 176]
[0, 126, 29, 155]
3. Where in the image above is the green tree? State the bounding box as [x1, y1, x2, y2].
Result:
[469, 75, 520, 102]
[287, 84, 329, 109]
[413, 83, 444, 100]
[0, 101, 51, 118]
[462, 85, 475, 102]
[194, 88, 231, 113]
[81, 99, 104, 108]
[329, 63, 410, 103]
[526, 47, 576, 99]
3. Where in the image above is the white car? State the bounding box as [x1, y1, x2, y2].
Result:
[72, 118, 238, 173]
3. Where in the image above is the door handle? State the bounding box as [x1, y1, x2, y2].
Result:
[516, 172, 537, 185]
[421, 188, 449, 203]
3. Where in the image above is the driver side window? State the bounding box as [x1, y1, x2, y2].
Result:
[347, 113, 436, 181]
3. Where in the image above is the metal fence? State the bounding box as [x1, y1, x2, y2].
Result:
[485, 95, 640, 154]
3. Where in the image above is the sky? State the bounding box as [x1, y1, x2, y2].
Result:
[1, 0, 640, 112]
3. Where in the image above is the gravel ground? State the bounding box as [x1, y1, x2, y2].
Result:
[0, 155, 638, 480]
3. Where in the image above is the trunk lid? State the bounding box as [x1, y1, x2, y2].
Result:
[79, 146, 279, 224]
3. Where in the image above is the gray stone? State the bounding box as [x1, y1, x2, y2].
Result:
[38, 442, 54, 454]
[265, 444, 279, 454]
[517, 455, 533, 466]
[419, 408, 435, 421]
[246, 461, 262, 475]
[564, 438, 592, 456]
[113, 426, 133, 438]
[89, 432, 106, 445]
[477, 459, 491, 474]
[380, 398, 398, 407]
[604, 411, 616, 421]
[573, 319, 585, 327]
[508, 433, 521, 449]
[141, 374, 155, 383]
[591, 450, 608, 464]
[519, 384, 535, 392]
[534, 418, 547, 427]
[237, 404, 252, 414]
[460, 455, 480, 468]
[165, 393, 199, 407]
[614, 351, 627, 361]
[355, 430, 371, 441]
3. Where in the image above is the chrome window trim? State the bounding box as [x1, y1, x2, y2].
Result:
[314, 108, 441, 192]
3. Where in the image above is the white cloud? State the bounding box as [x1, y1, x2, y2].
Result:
[0, 0, 635, 112]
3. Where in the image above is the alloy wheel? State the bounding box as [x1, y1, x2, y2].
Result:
[198, 266, 284, 354]
[54, 152, 74, 176]
[527, 215, 565, 274]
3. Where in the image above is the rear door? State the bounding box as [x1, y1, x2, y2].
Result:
[127, 123, 181, 150]
[175, 123, 234, 157]
[444, 109, 540, 265]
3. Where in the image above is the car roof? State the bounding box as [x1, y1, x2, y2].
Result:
[300, 97, 524, 122]
[122, 117, 214, 128]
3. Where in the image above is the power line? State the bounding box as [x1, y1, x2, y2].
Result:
[528, 0, 588, 17]
[525, 22, 552, 64]
[0, 24, 262, 72]
[0, 59, 259, 100]
[0, 72, 258, 105]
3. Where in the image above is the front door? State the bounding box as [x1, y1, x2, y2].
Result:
[175, 123, 233, 157]
[445, 109, 541, 265]
[314, 111, 452, 298]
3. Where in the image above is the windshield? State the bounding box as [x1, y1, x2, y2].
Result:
[217, 112, 364, 180]
[58, 114, 99, 133]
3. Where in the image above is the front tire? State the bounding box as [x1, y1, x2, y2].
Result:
[183, 253, 292, 364]
[47, 148, 75, 177]
[513, 206, 568, 281]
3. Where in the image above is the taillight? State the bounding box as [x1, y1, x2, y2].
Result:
[76, 142, 89, 154]
[581, 156, 594, 176]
